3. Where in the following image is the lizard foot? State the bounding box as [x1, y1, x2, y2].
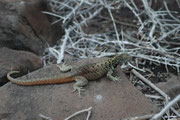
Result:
[73, 86, 85, 98]
[111, 76, 122, 83]
[72, 76, 88, 97]
[56, 62, 72, 72]
[107, 69, 122, 83]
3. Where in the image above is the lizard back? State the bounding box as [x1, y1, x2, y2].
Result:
[75, 53, 131, 80]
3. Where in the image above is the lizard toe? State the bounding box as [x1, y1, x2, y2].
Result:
[73, 86, 85, 97]
[113, 77, 122, 82]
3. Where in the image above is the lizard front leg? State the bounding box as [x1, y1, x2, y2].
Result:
[56, 62, 72, 72]
[73, 76, 88, 97]
[107, 66, 121, 82]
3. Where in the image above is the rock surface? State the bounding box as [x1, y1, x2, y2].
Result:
[0, 0, 63, 55]
[0, 47, 43, 86]
[157, 73, 180, 99]
[0, 57, 158, 120]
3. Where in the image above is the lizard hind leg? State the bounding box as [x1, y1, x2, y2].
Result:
[73, 76, 88, 97]
[56, 62, 72, 72]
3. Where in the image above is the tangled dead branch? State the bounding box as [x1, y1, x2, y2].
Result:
[42, 0, 180, 119]
[42, 0, 179, 74]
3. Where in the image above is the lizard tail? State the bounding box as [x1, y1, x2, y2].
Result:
[7, 71, 75, 85]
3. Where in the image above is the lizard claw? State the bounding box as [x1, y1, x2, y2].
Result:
[56, 62, 72, 72]
[112, 76, 121, 83]
[73, 86, 85, 97]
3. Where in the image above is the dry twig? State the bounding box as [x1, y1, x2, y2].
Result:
[122, 114, 154, 120]
[64, 107, 92, 120]
[151, 94, 180, 120]
[39, 114, 52, 120]
[131, 69, 180, 118]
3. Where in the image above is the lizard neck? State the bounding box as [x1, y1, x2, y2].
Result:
[110, 54, 129, 68]
[111, 55, 122, 68]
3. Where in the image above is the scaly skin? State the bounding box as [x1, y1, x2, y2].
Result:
[7, 53, 131, 96]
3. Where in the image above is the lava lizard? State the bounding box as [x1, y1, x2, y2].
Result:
[7, 53, 131, 96]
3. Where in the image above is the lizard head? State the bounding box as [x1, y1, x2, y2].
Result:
[112, 53, 132, 67]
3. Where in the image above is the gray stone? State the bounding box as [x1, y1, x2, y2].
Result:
[0, 47, 43, 86]
[157, 73, 180, 99]
[0, 57, 158, 120]
[0, 0, 63, 55]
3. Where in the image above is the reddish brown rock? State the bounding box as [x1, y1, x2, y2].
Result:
[0, 47, 43, 85]
[0, 57, 157, 120]
[0, 0, 63, 55]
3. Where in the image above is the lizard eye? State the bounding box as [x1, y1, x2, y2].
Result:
[117, 61, 121, 65]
